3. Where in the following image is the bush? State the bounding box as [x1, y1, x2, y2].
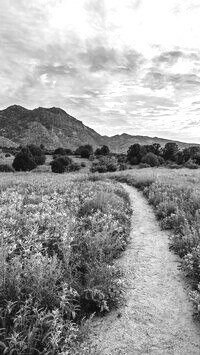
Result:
[53, 147, 66, 156]
[81, 162, 86, 168]
[67, 162, 81, 172]
[27, 144, 46, 165]
[12, 149, 37, 171]
[119, 163, 129, 171]
[50, 157, 81, 173]
[5, 153, 11, 157]
[75, 145, 93, 159]
[95, 145, 110, 156]
[139, 163, 150, 169]
[141, 152, 159, 167]
[50, 156, 72, 173]
[185, 160, 199, 169]
[0, 164, 14, 172]
[91, 156, 118, 173]
[168, 163, 183, 169]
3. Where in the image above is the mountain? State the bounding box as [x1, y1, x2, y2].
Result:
[102, 133, 195, 152]
[0, 105, 103, 150]
[0, 105, 198, 153]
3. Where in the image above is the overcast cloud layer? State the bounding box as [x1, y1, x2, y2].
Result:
[1, 0, 200, 142]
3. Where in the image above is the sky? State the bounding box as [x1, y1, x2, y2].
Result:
[1, 0, 200, 142]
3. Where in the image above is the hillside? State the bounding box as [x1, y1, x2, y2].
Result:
[0, 105, 198, 152]
[102, 133, 195, 152]
[0, 105, 103, 150]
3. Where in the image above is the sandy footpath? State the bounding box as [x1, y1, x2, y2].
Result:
[88, 184, 200, 355]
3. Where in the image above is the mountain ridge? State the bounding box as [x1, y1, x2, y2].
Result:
[0, 105, 198, 152]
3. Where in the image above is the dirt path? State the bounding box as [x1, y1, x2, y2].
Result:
[88, 184, 200, 354]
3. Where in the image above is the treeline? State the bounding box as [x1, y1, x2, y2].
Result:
[1, 141, 200, 173]
[127, 142, 200, 169]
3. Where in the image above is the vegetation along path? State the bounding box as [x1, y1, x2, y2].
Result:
[89, 184, 200, 354]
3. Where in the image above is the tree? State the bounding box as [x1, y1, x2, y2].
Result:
[141, 152, 159, 167]
[27, 144, 46, 165]
[95, 145, 110, 156]
[91, 156, 118, 173]
[194, 152, 200, 165]
[53, 147, 66, 156]
[175, 150, 184, 165]
[182, 146, 200, 163]
[12, 147, 37, 171]
[163, 142, 179, 161]
[127, 144, 143, 165]
[50, 156, 72, 173]
[75, 144, 93, 158]
[152, 143, 162, 156]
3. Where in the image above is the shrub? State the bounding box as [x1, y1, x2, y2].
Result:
[50, 157, 81, 173]
[95, 145, 110, 156]
[157, 156, 165, 165]
[0, 164, 14, 172]
[168, 163, 183, 169]
[5, 153, 11, 157]
[67, 162, 81, 172]
[185, 160, 199, 169]
[50, 156, 72, 173]
[75, 145, 93, 159]
[12, 149, 37, 171]
[53, 147, 66, 156]
[91, 156, 118, 173]
[119, 163, 129, 171]
[141, 152, 159, 167]
[81, 162, 86, 168]
[27, 144, 46, 165]
[127, 143, 142, 165]
[139, 162, 150, 169]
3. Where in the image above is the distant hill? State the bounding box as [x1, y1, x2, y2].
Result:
[102, 133, 196, 152]
[0, 105, 198, 153]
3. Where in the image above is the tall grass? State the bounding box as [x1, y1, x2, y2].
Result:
[0, 176, 132, 354]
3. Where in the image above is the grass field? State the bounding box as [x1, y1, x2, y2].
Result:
[0, 173, 131, 354]
[1, 166, 200, 353]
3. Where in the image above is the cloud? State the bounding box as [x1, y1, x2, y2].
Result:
[1, 0, 200, 142]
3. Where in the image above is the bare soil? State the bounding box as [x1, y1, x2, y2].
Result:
[88, 184, 200, 354]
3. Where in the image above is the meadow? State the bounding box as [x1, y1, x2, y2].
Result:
[0, 173, 131, 354]
[1, 166, 200, 353]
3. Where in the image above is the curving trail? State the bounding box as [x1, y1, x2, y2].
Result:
[89, 184, 200, 354]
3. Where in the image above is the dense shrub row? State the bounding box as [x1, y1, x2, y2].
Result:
[3, 140, 200, 174]
[0, 178, 131, 354]
[127, 142, 200, 169]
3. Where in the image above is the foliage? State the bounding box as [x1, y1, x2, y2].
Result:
[184, 160, 199, 169]
[12, 148, 37, 171]
[95, 145, 110, 156]
[50, 156, 73, 173]
[91, 156, 119, 173]
[0, 177, 131, 353]
[127, 143, 143, 165]
[163, 142, 179, 161]
[27, 144, 46, 165]
[139, 162, 150, 169]
[75, 145, 93, 159]
[0, 164, 14, 172]
[141, 152, 159, 167]
[53, 147, 67, 156]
